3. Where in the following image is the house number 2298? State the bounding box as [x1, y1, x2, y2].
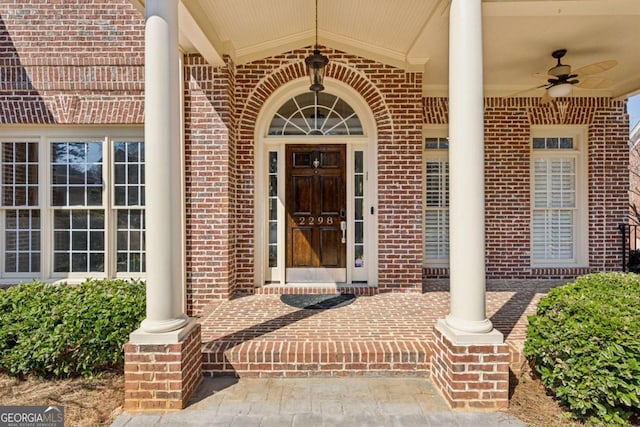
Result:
[298, 217, 334, 225]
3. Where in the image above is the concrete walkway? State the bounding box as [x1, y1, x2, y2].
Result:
[112, 377, 526, 426]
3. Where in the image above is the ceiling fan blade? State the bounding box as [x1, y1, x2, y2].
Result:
[575, 76, 613, 89]
[505, 84, 549, 97]
[540, 90, 552, 105]
[574, 60, 618, 76]
[533, 72, 554, 80]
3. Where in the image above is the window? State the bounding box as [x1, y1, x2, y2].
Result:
[267, 151, 278, 268]
[113, 141, 146, 273]
[531, 130, 586, 266]
[51, 141, 105, 273]
[423, 135, 449, 265]
[354, 150, 365, 268]
[268, 92, 363, 136]
[1, 141, 40, 274]
[0, 130, 144, 280]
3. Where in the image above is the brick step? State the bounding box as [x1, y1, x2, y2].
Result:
[254, 284, 378, 296]
[202, 340, 431, 378]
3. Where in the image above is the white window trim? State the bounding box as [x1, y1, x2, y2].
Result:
[423, 125, 449, 268]
[530, 125, 588, 268]
[254, 78, 378, 287]
[0, 126, 144, 284]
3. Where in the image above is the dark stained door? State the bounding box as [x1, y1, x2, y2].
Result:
[286, 145, 346, 272]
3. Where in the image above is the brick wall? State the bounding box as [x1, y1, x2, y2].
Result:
[183, 55, 236, 314]
[0, 0, 144, 124]
[430, 325, 510, 409]
[229, 48, 423, 299]
[124, 323, 202, 411]
[424, 97, 629, 280]
[0, 1, 630, 311]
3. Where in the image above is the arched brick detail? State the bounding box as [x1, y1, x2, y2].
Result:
[237, 60, 392, 139]
[234, 52, 424, 295]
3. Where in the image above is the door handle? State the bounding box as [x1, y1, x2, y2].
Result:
[340, 221, 347, 244]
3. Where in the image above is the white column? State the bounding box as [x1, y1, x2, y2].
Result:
[442, 0, 500, 341]
[139, 0, 188, 334]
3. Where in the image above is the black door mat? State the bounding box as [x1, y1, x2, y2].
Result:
[280, 293, 356, 309]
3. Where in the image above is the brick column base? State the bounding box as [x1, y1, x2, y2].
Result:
[430, 322, 509, 410]
[124, 321, 202, 411]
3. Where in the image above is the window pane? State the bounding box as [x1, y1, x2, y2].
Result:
[116, 209, 146, 273]
[4, 209, 40, 273]
[424, 156, 449, 261]
[268, 92, 363, 136]
[114, 142, 126, 162]
[534, 158, 575, 209]
[113, 141, 144, 207]
[89, 231, 104, 252]
[425, 160, 448, 208]
[53, 210, 104, 273]
[2, 141, 39, 207]
[268, 151, 278, 268]
[54, 253, 69, 272]
[532, 209, 574, 261]
[424, 137, 448, 150]
[532, 139, 577, 262]
[51, 141, 103, 207]
[424, 209, 449, 260]
[354, 151, 365, 267]
[533, 137, 574, 150]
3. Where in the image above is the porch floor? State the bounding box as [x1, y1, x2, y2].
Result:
[198, 279, 565, 378]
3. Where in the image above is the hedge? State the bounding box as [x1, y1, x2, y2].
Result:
[525, 272, 640, 425]
[0, 279, 145, 378]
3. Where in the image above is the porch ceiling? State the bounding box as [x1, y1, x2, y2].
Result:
[136, 0, 640, 99]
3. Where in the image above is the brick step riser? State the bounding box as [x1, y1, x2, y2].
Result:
[202, 349, 431, 377]
[204, 370, 431, 378]
[254, 287, 378, 296]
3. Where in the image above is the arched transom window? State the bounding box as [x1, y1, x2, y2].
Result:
[268, 92, 363, 136]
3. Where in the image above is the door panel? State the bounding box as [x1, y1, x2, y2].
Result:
[320, 175, 340, 215]
[286, 144, 346, 273]
[319, 228, 341, 267]
[291, 176, 312, 215]
[291, 228, 314, 266]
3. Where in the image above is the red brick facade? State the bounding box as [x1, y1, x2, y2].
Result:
[0, 1, 630, 311]
[1, 0, 634, 413]
[430, 326, 510, 409]
[124, 323, 202, 411]
[424, 97, 629, 280]
[0, 0, 144, 125]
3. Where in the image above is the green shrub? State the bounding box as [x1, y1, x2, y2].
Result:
[0, 279, 145, 378]
[524, 272, 640, 425]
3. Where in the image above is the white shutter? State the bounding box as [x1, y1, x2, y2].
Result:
[424, 159, 449, 261]
[532, 156, 576, 262]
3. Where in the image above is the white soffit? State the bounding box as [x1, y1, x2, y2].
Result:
[132, 0, 640, 99]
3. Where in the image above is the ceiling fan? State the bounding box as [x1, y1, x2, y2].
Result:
[514, 49, 617, 103]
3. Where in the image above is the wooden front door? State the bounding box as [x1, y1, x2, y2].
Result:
[286, 144, 346, 282]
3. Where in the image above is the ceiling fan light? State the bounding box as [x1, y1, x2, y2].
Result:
[548, 83, 572, 98]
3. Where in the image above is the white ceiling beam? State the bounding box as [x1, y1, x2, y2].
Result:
[178, 1, 225, 66]
[235, 31, 313, 65]
[406, 0, 449, 61]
